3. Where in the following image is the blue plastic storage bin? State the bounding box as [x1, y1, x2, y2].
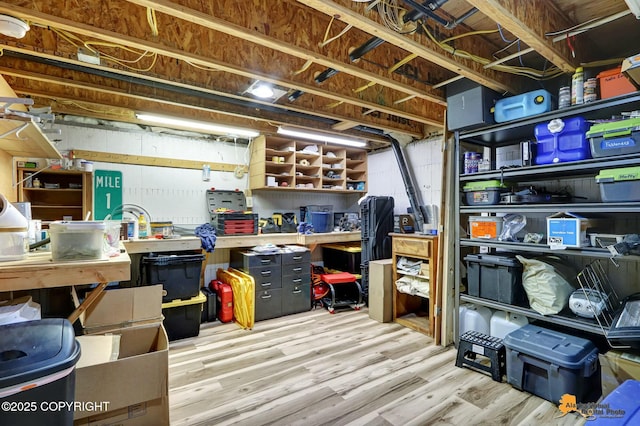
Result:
[311, 211, 331, 233]
[494, 89, 552, 123]
[503, 324, 601, 404]
[591, 379, 640, 425]
[534, 116, 592, 164]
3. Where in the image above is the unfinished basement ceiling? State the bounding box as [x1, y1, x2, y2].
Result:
[0, 0, 638, 149]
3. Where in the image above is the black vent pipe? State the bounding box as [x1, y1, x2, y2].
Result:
[388, 134, 425, 232]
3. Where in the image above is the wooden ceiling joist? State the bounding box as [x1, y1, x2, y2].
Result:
[0, 2, 442, 133]
[296, 0, 523, 94]
[466, 0, 578, 73]
[125, 0, 446, 106]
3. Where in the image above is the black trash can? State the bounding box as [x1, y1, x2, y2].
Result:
[0, 319, 81, 426]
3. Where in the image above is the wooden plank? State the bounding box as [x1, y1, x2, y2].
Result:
[67, 281, 108, 324]
[0, 251, 131, 291]
[71, 149, 248, 173]
[0, 75, 61, 159]
[466, 0, 579, 73]
[0, 118, 61, 159]
[123, 237, 202, 254]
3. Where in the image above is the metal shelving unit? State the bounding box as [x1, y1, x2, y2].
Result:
[454, 92, 640, 345]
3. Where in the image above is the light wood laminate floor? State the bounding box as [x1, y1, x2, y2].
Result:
[168, 308, 586, 426]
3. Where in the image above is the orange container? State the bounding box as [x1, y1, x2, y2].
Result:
[597, 67, 636, 99]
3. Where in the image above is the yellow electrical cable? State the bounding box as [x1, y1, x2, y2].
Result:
[58, 100, 129, 115]
[441, 29, 499, 44]
[147, 8, 159, 36]
[318, 15, 352, 48]
[183, 60, 220, 71]
[394, 94, 416, 104]
[292, 59, 313, 75]
[388, 53, 417, 73]
[420, 23, 564, 80]
[326, 100, 344, 108]
[353, 81, 377, 93]
[319, 24, 352, 48]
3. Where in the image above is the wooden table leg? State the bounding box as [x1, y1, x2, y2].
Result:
[68, 282, 109, 324]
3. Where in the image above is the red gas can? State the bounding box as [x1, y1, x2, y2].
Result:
[210, 280, 233, 323]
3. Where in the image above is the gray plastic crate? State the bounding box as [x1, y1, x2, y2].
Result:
[503, 324, 601, 403]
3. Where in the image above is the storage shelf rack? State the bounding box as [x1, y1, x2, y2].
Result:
[454, 91, 640, 345]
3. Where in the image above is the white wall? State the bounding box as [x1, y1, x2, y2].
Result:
[54, 124, 365, 226]
[55, 124, 249, 225]
[366, 136, 444, 225]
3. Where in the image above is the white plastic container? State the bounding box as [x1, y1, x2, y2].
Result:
[49, 221, 106, 261]
[459, 303, 492, 335]
[0, 193, 29, 262]
[0, 296, 41, 325]
[490, 310, 528, 339]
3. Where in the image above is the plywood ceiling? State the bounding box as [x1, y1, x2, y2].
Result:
[0, 0, 638, 148]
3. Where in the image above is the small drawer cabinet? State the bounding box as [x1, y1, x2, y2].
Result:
[281, 251, 312, 316]
[231, 248, 311, 321]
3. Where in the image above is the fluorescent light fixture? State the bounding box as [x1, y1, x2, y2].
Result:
[277, 126, 367, 148]
[135, 113, 259, 138]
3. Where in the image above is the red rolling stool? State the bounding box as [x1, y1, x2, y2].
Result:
[319, 271, 364, 314]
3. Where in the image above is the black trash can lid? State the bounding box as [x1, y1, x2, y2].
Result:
[0, 318, 81, 391]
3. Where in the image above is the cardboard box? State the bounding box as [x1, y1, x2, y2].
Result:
[368, 259, 393, 323]
[73, 286, 169, 424]
[599, 350, 640, 398]
[621, 53, 640, 89]
[74, 396, 169, 426]
[78, 285, 164, 334]
[546, 212, 592, 248]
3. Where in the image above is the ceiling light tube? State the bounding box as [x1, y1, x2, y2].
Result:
[136, 113, 259, 138]
[277, 126, 367, 148]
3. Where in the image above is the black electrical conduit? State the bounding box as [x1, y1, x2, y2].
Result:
[388, 134, 426, 233]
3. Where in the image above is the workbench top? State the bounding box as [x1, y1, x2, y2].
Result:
[0, 250, 131, 291]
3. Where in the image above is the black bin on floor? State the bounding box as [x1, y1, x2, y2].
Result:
[0, 319, 81, 426]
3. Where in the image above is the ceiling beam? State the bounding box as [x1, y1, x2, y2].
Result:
[296, 0, 522, 94]
[465, 0, 578, 73]
[126, 0, 446, 106]
[0, 2, 443, 130]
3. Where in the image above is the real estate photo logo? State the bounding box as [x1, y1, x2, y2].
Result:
[557, 394, 626, 421]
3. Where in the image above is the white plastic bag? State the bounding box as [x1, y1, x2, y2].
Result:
[516, 255, 575, 315]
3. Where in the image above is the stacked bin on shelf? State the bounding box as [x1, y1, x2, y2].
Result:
[142, 252, 206, 341]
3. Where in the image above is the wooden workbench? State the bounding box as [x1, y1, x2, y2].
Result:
[0, 250, 131, 323]
[0, 251, 131, 291]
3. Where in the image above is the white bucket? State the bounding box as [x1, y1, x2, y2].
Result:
[490, 310, 528, 339]
[459, 303, 492, 335]
[0, 193, 29, 261]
